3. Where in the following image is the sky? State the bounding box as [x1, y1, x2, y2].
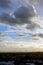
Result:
[0, 0, 43, 45]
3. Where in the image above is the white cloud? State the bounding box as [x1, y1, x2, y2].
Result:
[0, 35, 43, 49]
[0, 36, 15, 46]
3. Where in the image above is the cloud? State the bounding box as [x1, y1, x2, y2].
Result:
[0, 5, 37, 22]
[0, 36, 42, 45]
[27, 0, 38, 4]
[28, 0, 43, 13]
[0, 35, 43, 52]
[5, 29, 15, 32]
[0, 32, 4, 36]
[0, 0, 11, 8]
[0, 5, 41, 31]
[25, 0, 43, 5]
[26, 22, 41, 30]
[32, 34, 43, 41]
[16, 33, 27, 38]
[0, 13, 17, 25]
[14, 6, 36, 18]
[38, 34, 43, 38]
[0, 13, 41, 30]
[0, 36, 16, 47]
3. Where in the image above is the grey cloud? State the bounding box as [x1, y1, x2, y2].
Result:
[0, 13, 18, 25]
[16, 33, 29, 38]
[0, 13, 41, 30]
[38, 34, 43, 38]
[0, 13, 29, 25]
[32, 33, 43, 40]
[0, 5, 36, 25]
[16, 34, 25, 38]
[23, 0, 43, 17]
[0, 5, 41, 30]
[32, 36, 39, 40]
[14, 6, 36, 18]
[0, 0, 11, 8]
[26, 22, 41, 30]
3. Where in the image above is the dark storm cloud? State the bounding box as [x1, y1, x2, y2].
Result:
[0, 13, 30, 25]
[14, 6, 36, 18]
[0, 0, 11, 8]
[0, 5, 37, 25]
[0, 13, 18, 25]
[0, 5, 41, 30]
[0, 13, 41, 30]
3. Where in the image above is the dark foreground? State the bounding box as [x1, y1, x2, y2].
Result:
[0, 52, 43, 65]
